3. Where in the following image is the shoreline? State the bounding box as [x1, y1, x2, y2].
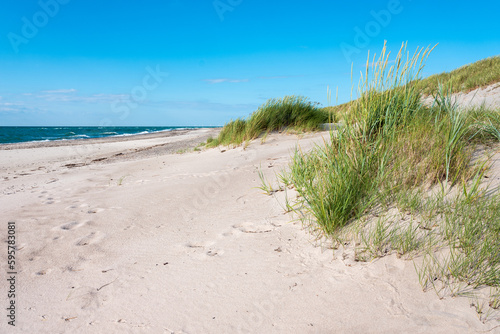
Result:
[0, 127, 220, 151]
[0, 128, 221, 173]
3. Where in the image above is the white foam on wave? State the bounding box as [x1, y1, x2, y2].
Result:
[109, 128, 186, 138]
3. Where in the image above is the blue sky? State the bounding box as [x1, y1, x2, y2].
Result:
[0, 0, 499, 126]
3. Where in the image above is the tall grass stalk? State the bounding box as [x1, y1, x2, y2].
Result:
[290, 42, 440, 231]
[284, 42, 500, 316]
[415, 55, 500, 95]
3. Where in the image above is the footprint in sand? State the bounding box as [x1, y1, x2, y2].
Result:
[185, 240, 215, 249]
[76, 231, 105, 246]
[184, 241, 224, 258]
[233, 222, 274, 234]
[220, 230, 239, 237]
[87, 208, 105, 214]
[66, 286, 105, 310]
[27, 250, 41, 262]
[35, 269, 52, 276]
[123, 224, 135, 231]
[36, 190, 60, 204]
[45, 196, 61, 205]
[56, 221, 85, 231]
[206, 249, 224, 257]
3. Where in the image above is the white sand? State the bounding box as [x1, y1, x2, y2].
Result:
[1, 130, 499, 333]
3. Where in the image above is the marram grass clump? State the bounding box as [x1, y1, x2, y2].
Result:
[209, 95, 329, 147]
[415, 55, 500, 96]
[288, 42, 500, 234]
[279, 42, 500, 318]
[289, 42, 439, 232]
[321, 55, 500, 122]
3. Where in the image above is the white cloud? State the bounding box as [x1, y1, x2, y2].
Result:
[0, 102, 29, 113]
[42, 88, 77, 94]
[36, 92, 129, 103]
[0, 107, 17, 112]
[257, 75, 304, 80]
[0, 104, 47, 114]
[203, 78, 249, 84]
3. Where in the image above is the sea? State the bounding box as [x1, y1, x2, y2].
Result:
[0, 126, 211, 144]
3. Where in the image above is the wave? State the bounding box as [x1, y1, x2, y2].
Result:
[112, 131, 151, 137]
[0, 126, 206, 144]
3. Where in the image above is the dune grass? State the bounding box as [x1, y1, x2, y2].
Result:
[290, 43, 443, 231]
[415, 55, 500, 96]
[321, 54, 500, 122]
[274, 42, 500, 320]
[208, 95, 329, 147]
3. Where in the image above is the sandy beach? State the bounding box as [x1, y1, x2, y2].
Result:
[1, 129, 498, 333]
[2, 0, 499, 332]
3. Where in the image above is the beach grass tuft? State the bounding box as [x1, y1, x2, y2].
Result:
[276, 42, 500, 316]
[321, 54, 500, 120]
[208, 95, 329, 147]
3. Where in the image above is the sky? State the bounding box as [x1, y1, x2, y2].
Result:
[0, 0, 499, 126]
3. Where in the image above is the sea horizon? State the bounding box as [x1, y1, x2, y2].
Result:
[0, 125, 219, 145]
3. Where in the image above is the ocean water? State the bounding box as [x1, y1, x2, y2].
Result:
[0, 126, 209, 144]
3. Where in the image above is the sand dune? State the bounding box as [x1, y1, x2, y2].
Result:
[1, 129, 498, 333]
[422, 82, 500, 110]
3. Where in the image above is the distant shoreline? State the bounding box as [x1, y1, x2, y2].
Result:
[0, 127, 220, 151]
[0, 127, 221, 171]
